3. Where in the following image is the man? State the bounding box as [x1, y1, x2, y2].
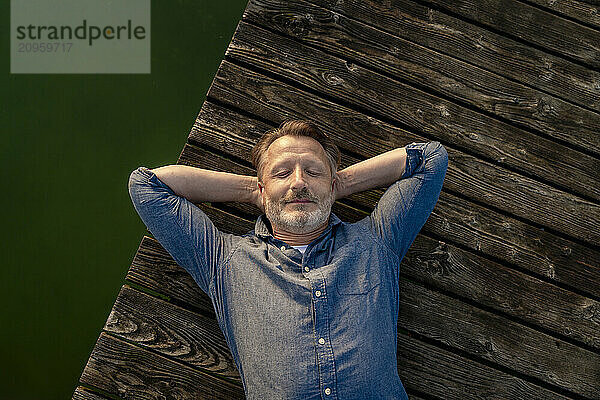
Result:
[128, 119, 448, 400]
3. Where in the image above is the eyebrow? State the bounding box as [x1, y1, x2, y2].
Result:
[269, 158, 326, 172]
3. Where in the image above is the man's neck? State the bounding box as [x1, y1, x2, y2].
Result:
[272, 218, 330, 246]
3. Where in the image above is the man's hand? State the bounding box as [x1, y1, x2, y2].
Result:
[251, 179, 265, 213]
[150, 165, 261, 209]
[333, 171, 346, 201]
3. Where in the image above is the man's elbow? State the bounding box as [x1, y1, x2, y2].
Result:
[426, 141, 449, 175]
[128, 166, 152, 203]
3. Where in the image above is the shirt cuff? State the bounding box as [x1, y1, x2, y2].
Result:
[401, 142, 425, 179]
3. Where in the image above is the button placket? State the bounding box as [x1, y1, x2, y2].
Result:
[310, 268, 338, 400]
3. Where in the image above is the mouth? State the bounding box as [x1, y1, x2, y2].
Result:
[287, 199, 314, 204]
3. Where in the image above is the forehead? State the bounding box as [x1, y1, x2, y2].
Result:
[265, 135, 328, 167]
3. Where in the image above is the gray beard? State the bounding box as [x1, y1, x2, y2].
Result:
[264, 191, 334, 234]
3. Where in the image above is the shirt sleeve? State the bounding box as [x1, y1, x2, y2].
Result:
[127, 166, 236, 295]
[361, 141, 448, 261]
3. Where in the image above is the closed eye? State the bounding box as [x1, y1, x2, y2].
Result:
[274, 171, 290, 178]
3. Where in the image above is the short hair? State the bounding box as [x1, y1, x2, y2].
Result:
[251, 120, 341, 182]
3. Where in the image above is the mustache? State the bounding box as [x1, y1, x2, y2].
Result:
[282, 189, 318, 203]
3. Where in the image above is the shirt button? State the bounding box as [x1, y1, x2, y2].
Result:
[280, 246, 286, 251]
[324, 388, 331, 395]
[318, 337, 325, 344]
[315, 290, 321, 297]
[304, 266, 310, 272]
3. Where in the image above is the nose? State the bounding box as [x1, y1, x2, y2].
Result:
[290, 167, 308, 191]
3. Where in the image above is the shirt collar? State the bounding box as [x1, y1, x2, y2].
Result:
[254, 212, 343, 240]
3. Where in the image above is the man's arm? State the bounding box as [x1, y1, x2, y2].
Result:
[350, 141, 448, 261]
[128, 166, 250, 295]
[151, 165, 263, 210]
[334, 147, 407, 200]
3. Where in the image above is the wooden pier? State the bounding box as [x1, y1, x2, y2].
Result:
[74, 0, 600, 398]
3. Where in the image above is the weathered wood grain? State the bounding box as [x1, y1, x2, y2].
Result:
[72, 387, 109, 400]
[447, 150, 600, 247]
[418, 0, 600, 68]
[80, 332, 245, 400]
[191, 100, 600, 300]
[397, 332, 573, 400]
[126, 233, 215, 314]
[406, 394, 427, 400]
[223, 20, 600, 204]
[205, 60, 600, 244]
[104, 284, 241, 382]
[242, 0, 600, 156]
[399, 279, 600, 398]
[306, 0, 600, 113]
[404, 236, 600, 350]
[525, 0, 600, 29]
[429, 193, 600, 299]
[127, 236, 220, 313]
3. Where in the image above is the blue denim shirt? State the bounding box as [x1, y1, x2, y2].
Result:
[128, 141, 448, 400]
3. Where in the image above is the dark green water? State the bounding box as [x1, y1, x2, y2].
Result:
[1, 1, 249, 398]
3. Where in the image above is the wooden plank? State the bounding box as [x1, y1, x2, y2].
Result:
[126, 233, 216, 315]
[191, 101, 600, 300]
[206, 60, 600, 245]
[306, 0, 600, 113]
[104, 285, 241, 383]
[132, 140, 600, 350]
[404, 235, 600, 350]
[399, 279, 600, 398]
[526, 0, 600, 29]
[103, 284, 463, 400]
[397, 333, 573, 400]
[242, 0, 600, 157]
[430, 192, 600, 300]
[224, 19, 600, 204]
[72, 387, 109, 400]
[79, 332, 245, 400]
[418, 0, 600, 68]
[406, 395, 427, 400]
[128, 236, 219, 312]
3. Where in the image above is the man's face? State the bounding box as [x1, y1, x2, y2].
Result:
[258, 135, 335, 234]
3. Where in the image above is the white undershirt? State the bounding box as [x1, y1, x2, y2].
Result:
[291, 244, 309, 254]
